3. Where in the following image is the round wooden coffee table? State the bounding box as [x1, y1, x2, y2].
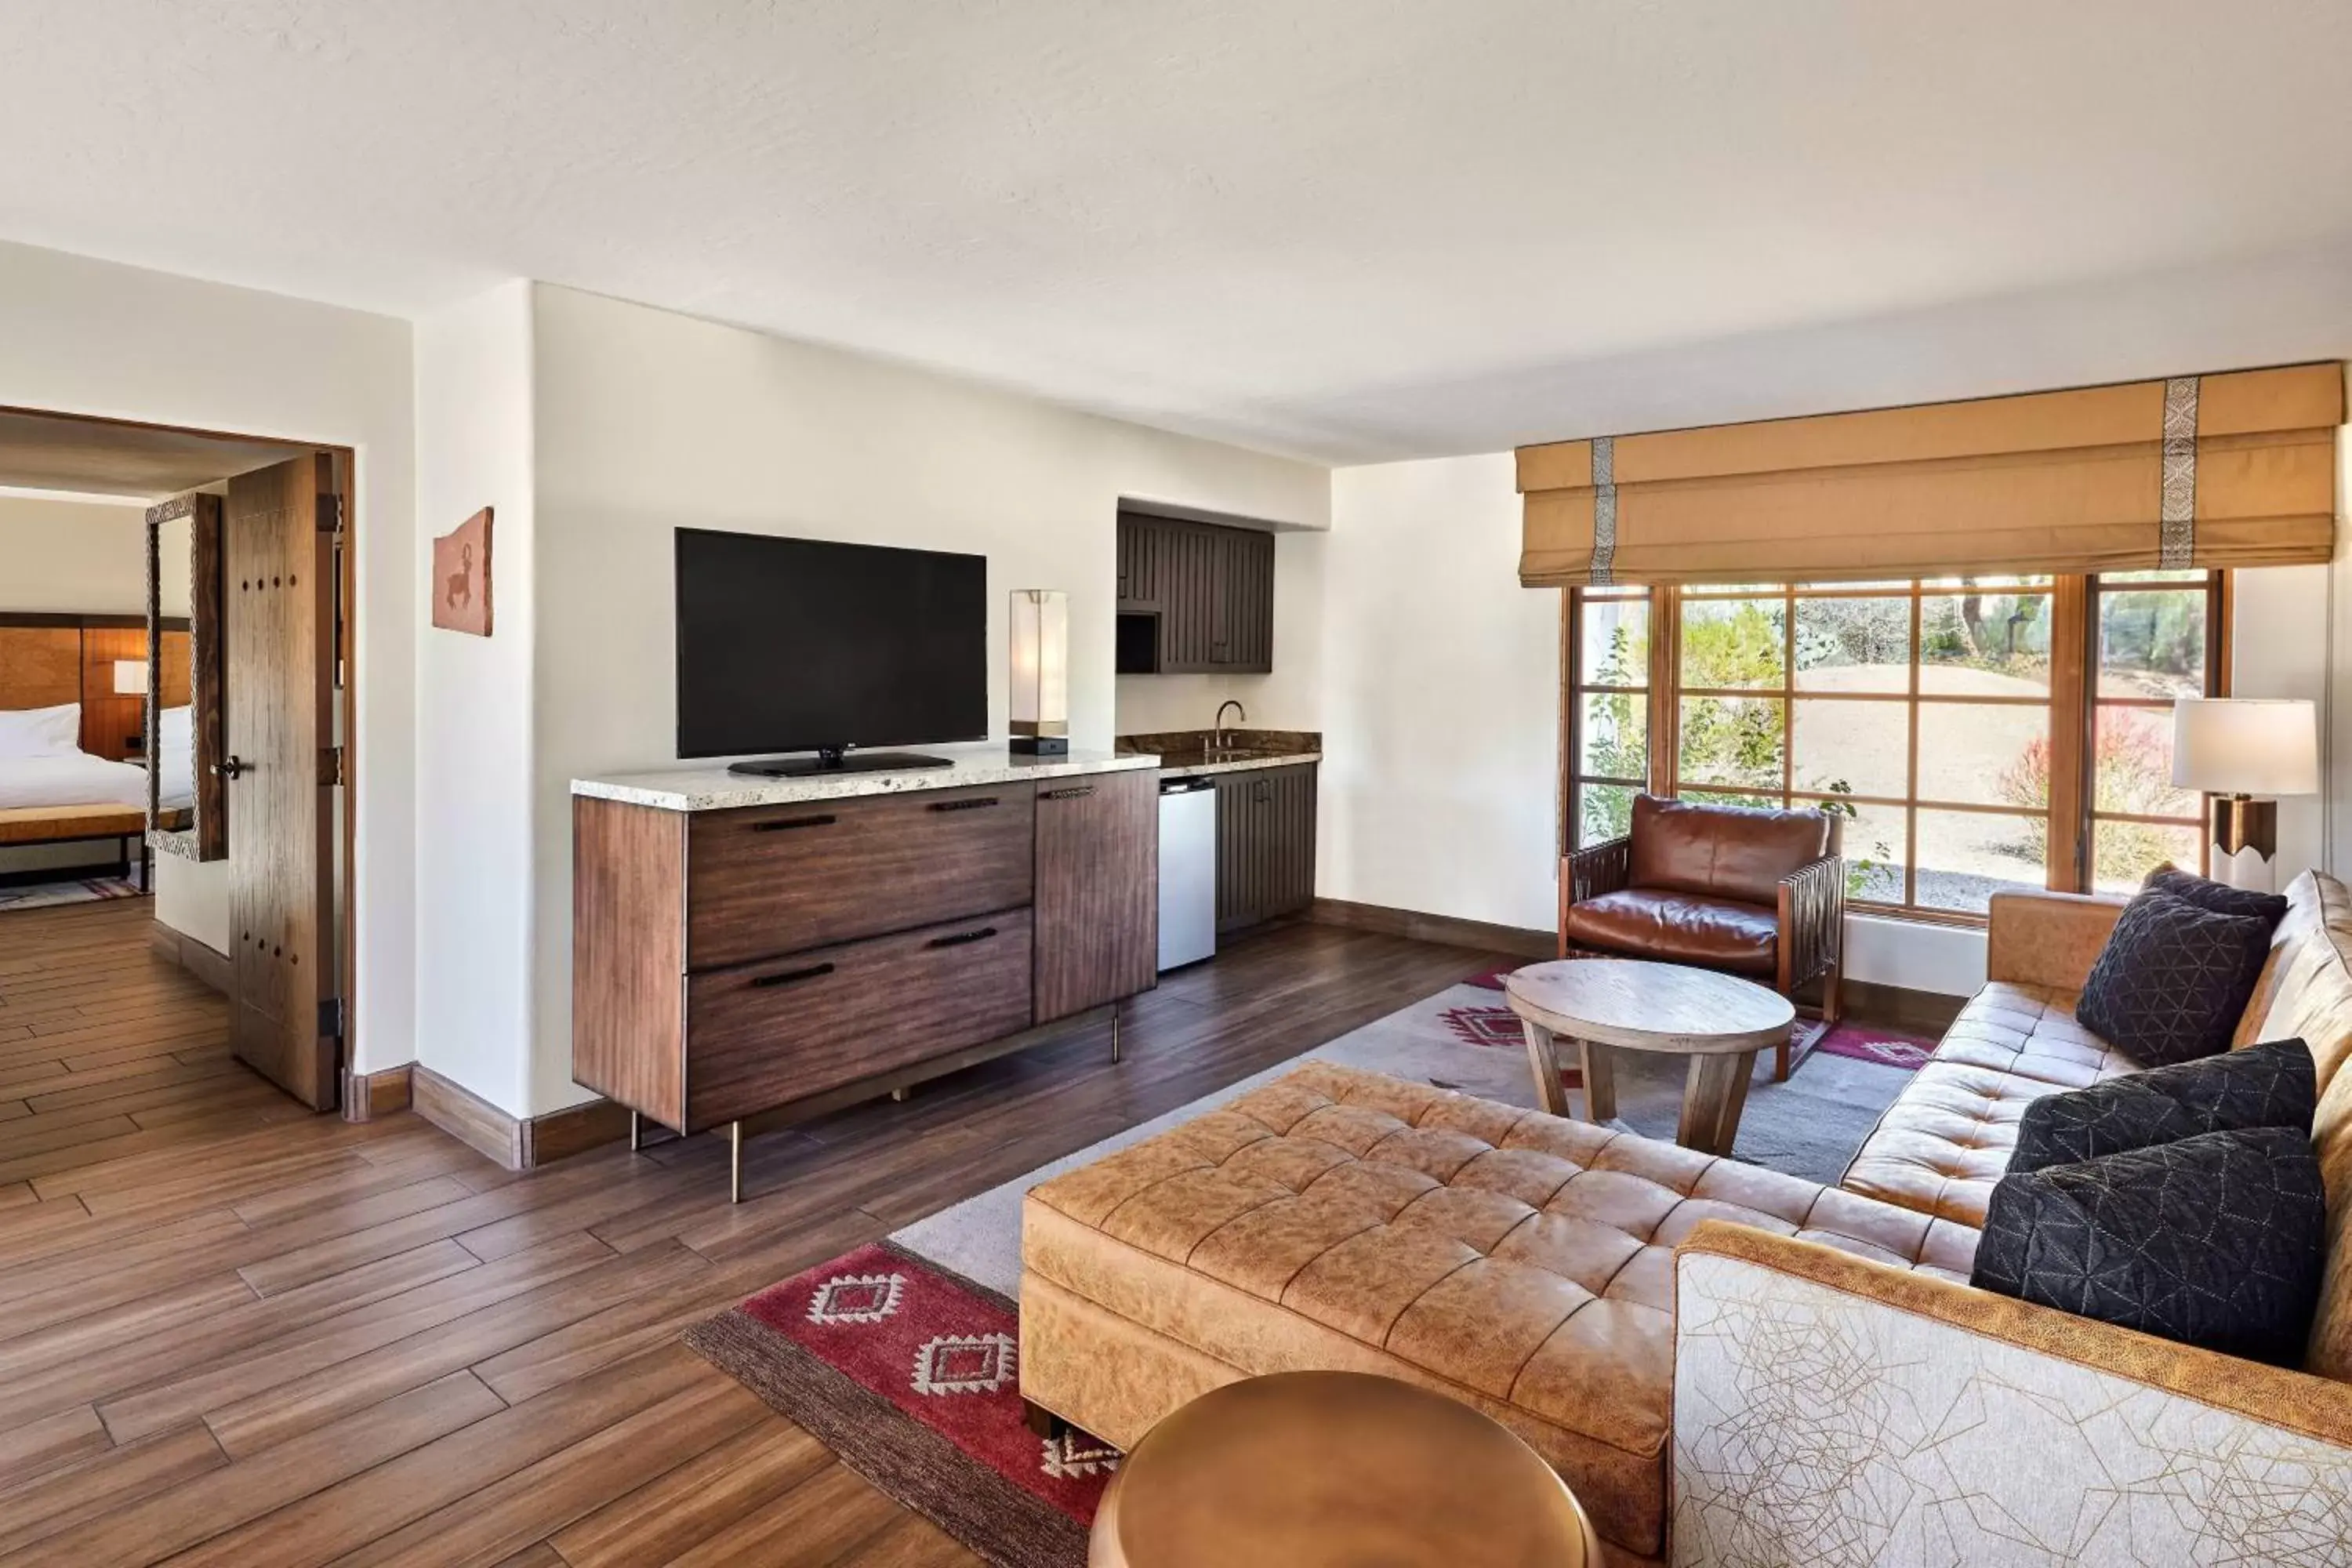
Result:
[1088, 1370, 1604, 1567]
[1504, 959, 1794, 1155]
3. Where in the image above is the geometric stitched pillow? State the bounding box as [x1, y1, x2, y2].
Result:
[1969, 1125, 2327, 1367]
[2009, 1037, 2317, 1174]
[2075, 890, 2273, 1069]
[2145, 862, 2289, 927]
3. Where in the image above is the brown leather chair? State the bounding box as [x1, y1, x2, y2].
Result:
[1560, 794, 1844, 1080]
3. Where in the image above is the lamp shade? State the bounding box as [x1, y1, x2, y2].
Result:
[2171, 698, 2318, 797]
[112, 659, 148, 697]
[1008, 590, 1068, 743]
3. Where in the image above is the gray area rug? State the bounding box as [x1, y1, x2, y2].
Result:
[893, 981, 1920, 1298]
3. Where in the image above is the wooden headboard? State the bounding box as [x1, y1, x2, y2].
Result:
[0, 613, 191, 760]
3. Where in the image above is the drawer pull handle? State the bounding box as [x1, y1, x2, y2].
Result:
[750, 962, 835, 989]
[1042, 785, 1095, 800]
[927, 926, 1000, 949]
[752, 814, 837, 833]
[928, 797, 1001, 812]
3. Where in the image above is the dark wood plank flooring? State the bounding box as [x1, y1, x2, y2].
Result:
[0, 894, 1504, 1566]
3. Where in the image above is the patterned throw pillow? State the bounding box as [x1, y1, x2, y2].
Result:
[2009, 1038, 2316, 1174]
[1970, 1127, 2327, 1366]
[2145, 862, 2289, 926]
[2074, 890, 2272, 1069]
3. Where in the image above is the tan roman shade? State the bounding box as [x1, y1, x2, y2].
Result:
[1517, 362, 2343, 588]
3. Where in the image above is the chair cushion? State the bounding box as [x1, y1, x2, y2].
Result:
[1840, 982, 2136, 1226]
[1971, 1126, 2328, 1367]
[1624, 793, 1831, 906]
[1021, 1062, 1976, 1559]
[1560, 888, 1778, 976]
[2009, 1037, 2317, 1174]
[2076, 890, 2273, 1069]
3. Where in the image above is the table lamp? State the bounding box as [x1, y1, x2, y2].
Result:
[2171, 697, 2319, 892]
[1009, 590, 1069, 756]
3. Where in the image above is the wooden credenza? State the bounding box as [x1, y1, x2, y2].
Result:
[572, 755, 1158, 1189]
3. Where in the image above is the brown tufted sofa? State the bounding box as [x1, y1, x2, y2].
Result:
[1021, 869, 2352, 1565]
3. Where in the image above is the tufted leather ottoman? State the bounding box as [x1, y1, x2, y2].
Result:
[1018, 1062, 1977, 1563]
[1839, 981, 2134, 1226]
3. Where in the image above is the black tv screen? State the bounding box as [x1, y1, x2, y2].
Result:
[675, 528, 987, 759]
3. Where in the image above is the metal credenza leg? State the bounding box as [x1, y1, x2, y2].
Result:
[729, 1120, 743, 1203]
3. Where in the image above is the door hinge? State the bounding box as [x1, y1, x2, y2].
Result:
[317, 492, 345, 534]
[318, 997, 346, 1040]
[318, 746, 346, 786]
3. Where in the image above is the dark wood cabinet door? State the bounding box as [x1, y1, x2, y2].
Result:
[1033, 770, 1158, 1022]
[1215, 763, 1317, 933]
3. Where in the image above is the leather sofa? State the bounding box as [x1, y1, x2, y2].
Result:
[1019, 870, 2352, 1566]
[1561, 793, 1844, 1079]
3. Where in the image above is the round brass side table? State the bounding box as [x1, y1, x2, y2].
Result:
[1087, 1370, 1606, 1567]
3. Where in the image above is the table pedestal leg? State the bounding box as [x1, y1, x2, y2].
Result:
[1679, 1051, 1758, 1156]
[1520, 1021, 1570, 1116]
[1579, 1039, 1617, 1123]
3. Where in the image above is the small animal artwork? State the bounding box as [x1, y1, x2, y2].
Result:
[431, 507, 493, 637]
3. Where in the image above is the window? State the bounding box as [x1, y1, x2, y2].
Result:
[1567, 586, 1650, 848]
[1565, 572, 2224, 918]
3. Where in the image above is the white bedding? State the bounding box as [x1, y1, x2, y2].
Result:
[0, 751, 193, 813]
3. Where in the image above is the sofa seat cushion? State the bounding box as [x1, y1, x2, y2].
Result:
[1840, 982, 2136, 1227]
[1560, 888, 1778, 975]
[1021, 1062, 1976, 1557]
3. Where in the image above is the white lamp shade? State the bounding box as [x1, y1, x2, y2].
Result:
[2171, 698, 2318, 797]
[112, 659, 148, 697]
[1008, 590, 1068, 735]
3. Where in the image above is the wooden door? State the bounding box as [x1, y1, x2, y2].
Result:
[1216, 763, 1319, 933]
[224, 453, 339, 1109]
[1033, 771, 1158, 1022]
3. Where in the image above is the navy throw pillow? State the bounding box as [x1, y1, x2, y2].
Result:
[2010, 1038, 2316, 1174]
[2145, 862, 2288, 927]
[2075, 891, 2271, 1069]
[1970, 1126, 2326, 1366]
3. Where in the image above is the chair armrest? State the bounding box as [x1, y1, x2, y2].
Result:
[1774, 852, 1843, 991]
[1985, 888, 2125, 992]
[1674, 1221, 2352, 1563]
[1562, 837, 1631, 908]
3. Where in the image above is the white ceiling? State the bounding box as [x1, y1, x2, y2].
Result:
[3, 2, 2351, 463]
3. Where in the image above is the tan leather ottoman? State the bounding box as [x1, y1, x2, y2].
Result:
[1018, 1062, 1977, 1563]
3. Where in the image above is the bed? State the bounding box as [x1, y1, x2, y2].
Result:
[0, 616, 194, 882]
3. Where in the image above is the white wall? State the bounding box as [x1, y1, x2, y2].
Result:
[0, 240, 416, 1069]
[0, 495, 152, 612]
[1321, 457, 2344, 996]
[1113, 528, 1328, 737]
[412, 282, 538, 1109]
[1320, 454, 1563, 931]
[500, 284, 1327, 1115]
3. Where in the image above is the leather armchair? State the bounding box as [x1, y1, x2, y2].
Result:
[1561, 794, 1844, 1080]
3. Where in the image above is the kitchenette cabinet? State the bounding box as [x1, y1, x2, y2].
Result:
[1214, 761, 1317, 932]
[1116, 510, 1276, 675]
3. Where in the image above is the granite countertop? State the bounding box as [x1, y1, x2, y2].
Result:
[573, 742, 1156, 812]
[1117, 728, 1323, 779]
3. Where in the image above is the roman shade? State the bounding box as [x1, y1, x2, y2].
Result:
[1517, 362, 2343, 588]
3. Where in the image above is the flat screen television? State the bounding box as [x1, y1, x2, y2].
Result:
[675, 528, 987, 776]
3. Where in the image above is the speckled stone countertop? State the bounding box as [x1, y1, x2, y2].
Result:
[1118, 729, 1323, 779]
[572, 743, 1156, 812]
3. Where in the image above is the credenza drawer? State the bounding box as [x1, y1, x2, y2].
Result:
[686, 782, 1036, 969]
[684, 907, 1033, 1130]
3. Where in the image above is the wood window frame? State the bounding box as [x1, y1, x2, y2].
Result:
[1562, 570, 2229, 926]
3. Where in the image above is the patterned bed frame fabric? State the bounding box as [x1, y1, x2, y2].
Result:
[1672, 1227, 2352, 1566]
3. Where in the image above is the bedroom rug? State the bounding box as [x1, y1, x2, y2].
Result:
[684, 1240, 1103, 1568]
[0, 876, 143, 913]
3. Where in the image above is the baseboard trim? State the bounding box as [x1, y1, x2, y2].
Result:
[521, 1098, 633, 1167]
[148, 921, 232, 996]
[1842, 978, 1967, 1036]
[1308, 897, 1553, 960]
[408, 1065, 637, 1171]
[342, 1063, 413, 1123]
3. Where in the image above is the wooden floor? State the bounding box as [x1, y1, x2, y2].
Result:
[0, 894, 1504, 1566]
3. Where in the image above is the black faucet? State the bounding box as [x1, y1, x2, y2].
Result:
[1214, 700, 1247, 751]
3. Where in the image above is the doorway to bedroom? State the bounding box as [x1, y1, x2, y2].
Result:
[0, 405, 356, 1127]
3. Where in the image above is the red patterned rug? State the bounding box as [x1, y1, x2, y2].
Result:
[684, 1240, 1105, 1568]
[1451, 966, 1935, 1080]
